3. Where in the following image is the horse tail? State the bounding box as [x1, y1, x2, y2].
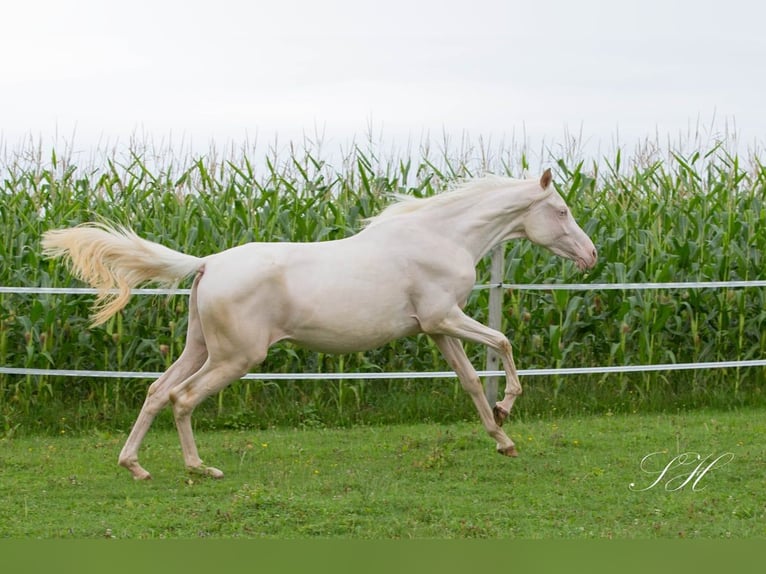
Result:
[42, 223, 204, 326]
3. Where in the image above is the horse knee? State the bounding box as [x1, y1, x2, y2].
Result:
[498, 337, 514, 356]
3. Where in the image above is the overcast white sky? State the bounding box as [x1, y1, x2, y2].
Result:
[1, 0, 764, 160]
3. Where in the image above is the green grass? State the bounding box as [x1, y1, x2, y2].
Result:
[1, 408, 764, 539]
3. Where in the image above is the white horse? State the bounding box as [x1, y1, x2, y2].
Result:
[42, 169, 597, 480]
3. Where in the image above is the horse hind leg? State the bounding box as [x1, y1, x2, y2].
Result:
[168, 318, 272, 477]
[118, 350, 207, 479]
[168, 357, 253, 478]
[118, 272, 208, 480]
[167, 271, 287, 477]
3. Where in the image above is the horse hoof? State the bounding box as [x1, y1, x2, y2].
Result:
[189, 465, 225, 479]
[493, 404, 509, 426]
[120, 460, 152, 480]
[497, 444, 519, 457]
[205, 466, 225, 479]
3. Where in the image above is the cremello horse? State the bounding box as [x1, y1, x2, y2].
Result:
[42, 169, 597, 480]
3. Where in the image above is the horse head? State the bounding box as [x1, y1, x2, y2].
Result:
[522, 169, 598, 270]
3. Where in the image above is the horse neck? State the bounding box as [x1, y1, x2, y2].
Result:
[420, 187, 534, 263]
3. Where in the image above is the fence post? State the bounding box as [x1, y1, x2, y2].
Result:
[484, 244, 504, 404]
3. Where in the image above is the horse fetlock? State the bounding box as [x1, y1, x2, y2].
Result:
[119, 457, 152, 480]
[493, 404, 509, 426]
[496, 443, 519, 457]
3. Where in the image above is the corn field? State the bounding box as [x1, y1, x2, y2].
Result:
[1, 136, 765, 435]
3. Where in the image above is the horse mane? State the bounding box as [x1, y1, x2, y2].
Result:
[364, 175, 544, 228]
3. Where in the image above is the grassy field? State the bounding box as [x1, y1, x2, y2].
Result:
[1, 408, 764, 539]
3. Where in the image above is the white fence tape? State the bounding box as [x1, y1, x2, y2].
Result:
[3, 280, 766, 296]
[1, 360, 765, 381]
[2, 281, 765, 381]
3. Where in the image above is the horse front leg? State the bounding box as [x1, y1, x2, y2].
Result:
[491, 338, 522, 427]
[431, 334, 518, 456]
[428, 308, 523, 428]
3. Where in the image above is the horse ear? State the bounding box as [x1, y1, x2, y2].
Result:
[540, 168, 552, 189]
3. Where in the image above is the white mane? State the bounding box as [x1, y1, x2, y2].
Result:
[365, 175, 543, 228]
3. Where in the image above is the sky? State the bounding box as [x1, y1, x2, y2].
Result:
[1, 0, 765, 162]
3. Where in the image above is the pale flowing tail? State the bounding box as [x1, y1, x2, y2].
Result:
[41, 223, 204, 326]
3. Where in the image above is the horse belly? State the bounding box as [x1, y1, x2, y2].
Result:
[287, 297, 421, 354]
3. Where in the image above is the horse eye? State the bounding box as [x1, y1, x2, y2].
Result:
[558, 209, 568, 217]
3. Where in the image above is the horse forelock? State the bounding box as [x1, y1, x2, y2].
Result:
[364, 175, 546, 227]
